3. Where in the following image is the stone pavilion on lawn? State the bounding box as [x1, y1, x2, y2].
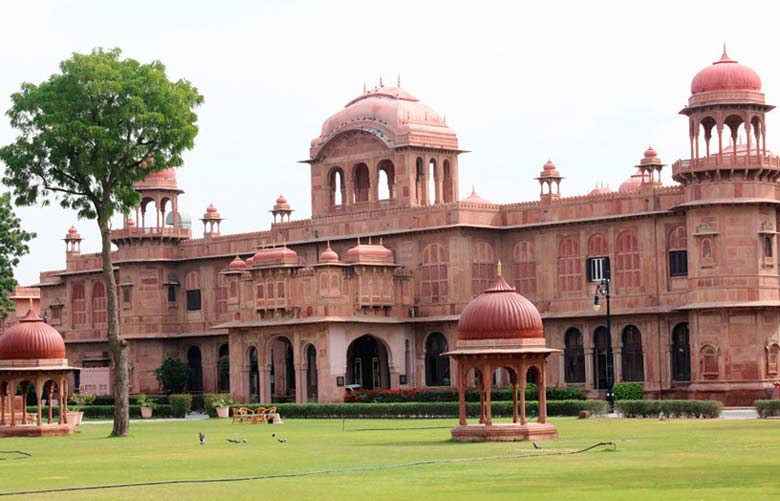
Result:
[445, 265, 560, 441]
[0, 309, 79, 437]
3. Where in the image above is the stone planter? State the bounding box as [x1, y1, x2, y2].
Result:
[215, 406, 230, 418]
[66, 410, 84, 426]
[141, 406, 153, 418]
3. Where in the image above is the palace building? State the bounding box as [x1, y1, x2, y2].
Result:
[33, 49, 780, 406]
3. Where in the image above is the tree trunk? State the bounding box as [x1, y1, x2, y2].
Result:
[99, 216, 129, 436]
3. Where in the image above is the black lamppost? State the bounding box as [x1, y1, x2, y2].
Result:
[593, 278, 615, 413]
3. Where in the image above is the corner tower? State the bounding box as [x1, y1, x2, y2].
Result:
[306, 84, 463, 218]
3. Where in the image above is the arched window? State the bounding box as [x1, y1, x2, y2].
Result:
[306, 344, 318, 402]
[442, 160, 453, 203]
[564, 328, 585, 383]
[185, 271, 201, 311]
[425, 332, 451, 386]
[558, 236, 582, 292]
[216, 273, 228, 319]
[353, 163, 370, 203]
[378, 160, 394, 200]
[415, 157, 425, 205]
[218, 343, 230, 392]
[767, 344, 780, 376]
[428, 159, 437, 205]
[615, 231, 641, 289]
[668, 225, 688, 277]
[701, 345, 719, 375]
[421, 243, 448, 303]
[91, 281, 107, 327]
[329, 168, 344, 206]
[621, 325, 644, 382]
[593, 326, 613, 389]
[588, 233, 608, 256]
[586, 233, 609, 282]
[671, 322, 691, 381]
[471, 242, 496, 296]
[72, 282, 86, 327]
[512, 241, 536, 297]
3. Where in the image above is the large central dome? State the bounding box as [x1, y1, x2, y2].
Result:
[310, 85, 458, 157]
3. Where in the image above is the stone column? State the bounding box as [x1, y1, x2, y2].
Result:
[35, 378, 44, 426]
[434, 159, 443, 204]
[295, 364, 306, 404]
[538, 360, 548, 424]
[457, 362, 467, 426]
[519, 366, 527, 426]
[260, 367, 272, 404]
[9, 379, 16, 427]
[585, 349, 594, 390]
[483, 363, 493, 426]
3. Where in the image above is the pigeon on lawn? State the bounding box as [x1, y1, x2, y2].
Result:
[199, 432, 206, 445]
[226, 438, 241, 444]
[242, 439, 248, 443]
[277, 438, 287, 443]
[272, 433, 275, 437]
[532, 441, 542, 450]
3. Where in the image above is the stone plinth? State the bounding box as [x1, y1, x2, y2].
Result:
[451, 422, 559, 442]
[0, 423, 74, 438]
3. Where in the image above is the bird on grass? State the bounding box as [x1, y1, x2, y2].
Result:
[199, 433, 206, 445]
[242, 439, 248, 443]
[226, 438, 241, 444]
[277, 438, 287, 443]
[532, 441, 542, 450]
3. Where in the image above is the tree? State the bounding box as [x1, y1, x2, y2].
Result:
[0, 48, 203, 436]
[155, 357, 192, 394]
[0, 192, 34, 318]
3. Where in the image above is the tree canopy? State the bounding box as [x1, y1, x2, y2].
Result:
[0, 192, 34, 318]
[0, 48, 203, 436]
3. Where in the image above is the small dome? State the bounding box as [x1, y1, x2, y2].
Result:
[273, 195, 292, 211]
[65, 226, 81, 240]
[538, 159, 561, 178]
[691, 48, 761, 95]
[462, 187, 493, 205]
[319, 243, 340, 264]
[457, 274, 543, 340]
[346, 238, 393, 263]
[0, 310, 66, 360]
[644, 146, 657, 158]
[543, 160, 556, 171]
[203, 203, 221, 220]
[246, 256, 254, 266]
[228, 256, 248, 271]
[165, 211, 192, 229]
[135, 167, 178, 190]
[589, 184, 612, 196]
[126, 218, 136, 228]
[207, 203, 219, 214]
[619, 168, 644, 192]
[251, 246, 298, 266]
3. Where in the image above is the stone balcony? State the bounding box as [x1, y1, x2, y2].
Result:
[111, 226, 191, 245]
[672, 154, 780, 183]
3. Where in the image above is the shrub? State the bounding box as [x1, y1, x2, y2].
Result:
[617, 400, 722, 418]
[169, 394, 193, 418]
[155, 357, 191, 394]
[68, 393, 96, 409]
[756, 399, 780, 418]
[613, 383, 644, 401]
[204, 393, 233, 418]
[28, 404, 175, 419]
[343, 386, 584, 404]
[223, 400, 602, 419]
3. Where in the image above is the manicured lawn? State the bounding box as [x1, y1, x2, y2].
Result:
[1, 417, 778, 499]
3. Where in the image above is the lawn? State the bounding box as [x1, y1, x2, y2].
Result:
[0, 417, 778, 500]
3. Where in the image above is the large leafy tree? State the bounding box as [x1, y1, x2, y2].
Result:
[0, 192, 34, 318]
[0, 48, 203, 436]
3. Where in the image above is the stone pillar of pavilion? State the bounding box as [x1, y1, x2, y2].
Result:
[445, 265, 560, 442]
[0, 309, 79, 437]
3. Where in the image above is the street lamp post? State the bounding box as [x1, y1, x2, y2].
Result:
[593, 278, 615, 413]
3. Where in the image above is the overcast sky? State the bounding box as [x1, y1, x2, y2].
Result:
[2, 0, 780, 285]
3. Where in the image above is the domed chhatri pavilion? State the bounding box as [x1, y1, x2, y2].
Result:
[0, 309, 78, 437]
[446, 265, 560, 441]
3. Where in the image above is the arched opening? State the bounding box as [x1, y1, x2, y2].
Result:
[700, 116, 717, 156]
[353, 163, 370, 203]
[160, 197, 172, 227]
[767, 343, 780, 376]
[615, 231, 641, 289]
[526, 365, 540, 386]
[621, 325, 644, 382]
[187, 346, 203, 393]
[140, 198, 159, 229]
[668, 225, 688, 277]
[592, 326, 613, 390]
[471, 241, 496, 296]
[415, 157, 424, 205]
[671, 322, 691, 381]
[346, 334, 390, 390]
[421, 243, 448, 303]
[305, 344, 318, 402]
[72, 282, 87, 327]
[218, 343, 230, 392]
[42, 379, 59, 424]
[558, 236, 582, 292]
[91, 281, 107, 327]
[247, 346, 259, 403]
[377, 160, 394, 200]
[428, 159, 437, 205]
[564, 328, 585, 383]
[701, 345, 719, 376]
[425, 332, 450, 387]
[751, 115, 764, 156]
[442, 160, 453, 203]
[269, 337, 295, 401]
[329, 168, 345, 206]
[512, 241, 536, 297]
[724, 114, 745, 155]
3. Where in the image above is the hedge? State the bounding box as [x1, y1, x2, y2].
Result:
[755, 399, 780, 418]
[169, 394, 192, 418]
[616, 400, 722, 418]
[26, 404, 175, 419]
[344, 385, 584, 404]
[613, 383, 643, 401]
[225, 400, 607, 419]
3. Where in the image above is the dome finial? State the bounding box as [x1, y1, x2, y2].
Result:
[379, 75, 384, 87]
[497, 260, 503, 276]
[363, 82, 367, 93]
[397, 74, 401, 87]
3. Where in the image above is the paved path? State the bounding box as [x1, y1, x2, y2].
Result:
[82, 412, 210, 425]
[720, 408, 758, 419]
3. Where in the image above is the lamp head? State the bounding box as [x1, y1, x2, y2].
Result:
[593, 295, 601, 311]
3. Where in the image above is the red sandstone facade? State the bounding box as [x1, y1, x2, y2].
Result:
[33, 50, 780, 405]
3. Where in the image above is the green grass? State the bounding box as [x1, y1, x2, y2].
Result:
[1, 417, 779, 500]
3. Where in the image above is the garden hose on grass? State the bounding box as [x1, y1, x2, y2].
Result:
[0, 451, 31, 461]
[0, 441, 616, 497]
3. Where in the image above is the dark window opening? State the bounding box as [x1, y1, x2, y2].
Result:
[167, 286, 177, 302]
[586, 256, 610, 282]
[186, 289, 202, 311]
[669, 250, 688, 277]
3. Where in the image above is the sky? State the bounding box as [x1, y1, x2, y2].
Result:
[2, 0, 780, 285]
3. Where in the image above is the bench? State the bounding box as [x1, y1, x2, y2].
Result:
[231, 407, 254, 424]
[251, 406, 277, 424]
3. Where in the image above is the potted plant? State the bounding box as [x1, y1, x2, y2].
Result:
[67, 393, 94, 426]
[212, 395, 233, 418]
[136, 394, 156, 418]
